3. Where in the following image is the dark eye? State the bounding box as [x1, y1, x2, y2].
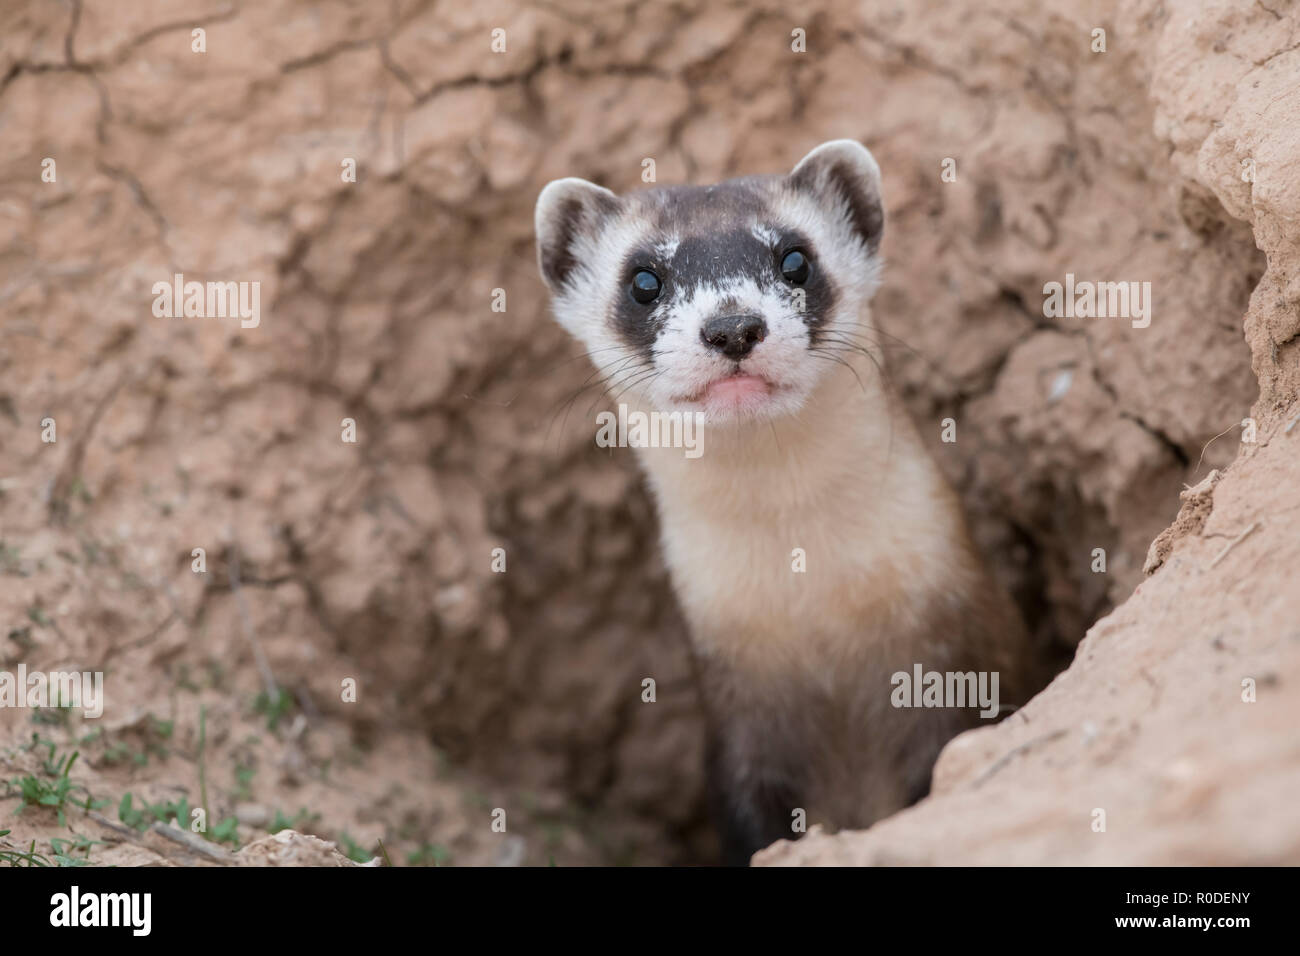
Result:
[630, 269, 661, 304]
[780, 249, 810, 284]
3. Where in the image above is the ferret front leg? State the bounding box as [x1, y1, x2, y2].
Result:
[708, 740, 805, 866]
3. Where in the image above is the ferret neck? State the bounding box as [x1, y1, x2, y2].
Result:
[633, 353, 915, 511]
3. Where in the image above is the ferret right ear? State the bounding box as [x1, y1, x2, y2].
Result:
[535, 178, 620, 292]
[789, 140, 884, 255]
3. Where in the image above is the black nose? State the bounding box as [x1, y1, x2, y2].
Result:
[700, 313, 767, 360]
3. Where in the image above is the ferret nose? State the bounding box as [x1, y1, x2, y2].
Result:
[700, 313, 767, 360]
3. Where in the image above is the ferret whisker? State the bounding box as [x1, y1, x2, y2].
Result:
[821, 332, 916, 365]
[546, 353, 650, 443]
[608, 365, 671, 405]
[594, 365, 666, 418]
[814, 336, 888, 377]
[827, 327, 953, 383]
[833, 324, 922, 357]
[808, 348, 869, 395]
[466, 344, 640, 409]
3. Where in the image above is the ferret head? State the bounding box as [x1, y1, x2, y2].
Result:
[535, 140, 884, 425]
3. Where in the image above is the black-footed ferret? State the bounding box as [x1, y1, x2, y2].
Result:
[535, 141, 1034, 865]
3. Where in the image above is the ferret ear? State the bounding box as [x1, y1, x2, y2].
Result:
[535, 177, 620, 292]
[788, 140, 884, 255]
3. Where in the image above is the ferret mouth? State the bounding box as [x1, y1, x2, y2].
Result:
[680, 372, 779, 412]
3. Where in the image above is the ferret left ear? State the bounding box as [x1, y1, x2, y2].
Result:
[535, 177, 620, 292]
[789, 140, 884, 255]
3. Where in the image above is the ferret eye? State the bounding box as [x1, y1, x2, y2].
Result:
[780, 250, 810, 284]
[630, 269, 661, 304]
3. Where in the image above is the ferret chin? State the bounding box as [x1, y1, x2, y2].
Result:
[536, 140, 1037, 865]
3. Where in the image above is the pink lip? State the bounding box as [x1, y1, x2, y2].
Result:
[696, 373, 772, 407]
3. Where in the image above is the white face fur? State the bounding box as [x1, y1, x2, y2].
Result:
[535, 140, 885, 426]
